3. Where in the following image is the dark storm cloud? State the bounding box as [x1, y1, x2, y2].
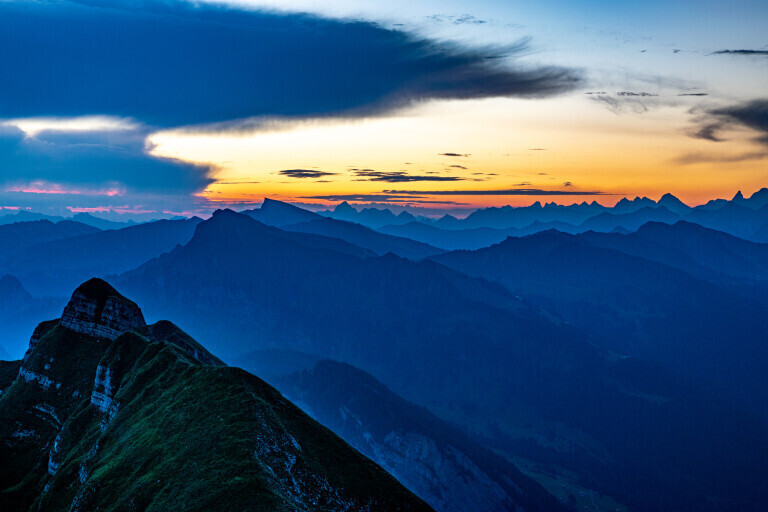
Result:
[0, 126, 214, 195]
[352, 169, 465, 182]
[689, 99, 768, 146]
[278, 169, 337, 179]
[0, 0, 581, 128]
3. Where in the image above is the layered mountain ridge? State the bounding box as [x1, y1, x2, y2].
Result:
[0, 278, 431, 512]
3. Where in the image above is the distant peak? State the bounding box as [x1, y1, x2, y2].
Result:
[261, 197, 291, 208]
[211, 208, 240, 218]
[733, 190, 744, 201]
[334, 201, 356, 213]
[61, 279, 145, 341]
[0, 274, 31, 299]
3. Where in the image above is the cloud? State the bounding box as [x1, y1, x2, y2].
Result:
[427, 14, 489, 25]
[0, 1, 580, 129]
[449, 165, 468, 169]
[689, 99, 768, 146]
[0, 125, 215, 211]
[301, 193, 467, 204]
[380, 188, 607, 196]
[439, 153, 471, 157]
[278, 169, 337, 179]
[352, 169, 465, 182]
[673, 151, 768, 165]
[563, 181, 573, 186]
[712, 50, 768, 57]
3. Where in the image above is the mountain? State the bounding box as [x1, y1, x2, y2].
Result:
[323, 202, 415, 228]
[0, 211, 68, 225]
[656, 193, 691, 215]
[243, 197, 322, 227]
[684, 202, 768, 239]
[0, 220, 100, 261]
[70, 212, 137, 230]
[0, 217, 202, 297]
[0, 279, 432, 512]
[580, 221, 768, 284]
[448, 201, 606, 230]
[245, 199, 443, 259]
[277, 360, 567, 512]
[377, 222, 511, 251]
[431, 230, 768, 411]
[115, 209, 768, 512]
[577, 205, 680, 233]
[284, 218, 443, 259]
[731, 187, 768, 209]
[0, 211, 137, 230]
[0, 275, 62, 358]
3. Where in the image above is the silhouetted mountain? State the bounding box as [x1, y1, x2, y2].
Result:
[0, 220, 100, 260]
[656, 193, 692, 215]
[278, 360, 567, 512]
[114, 209, 768, 512]
[0, 275, 62, 358]
[323, 201, 414, 228]
[0, 211, 67, 225]
[377, 222, 511, 250]
[431, 230, 768, 411]
[731, 187, 768, 209]
[612, 196, 657, 213]
[0, 218, 202, 296]
[71, 212, 136, 230]
[243, 197, 322, 227]
[284, 218, 443, 259]
[685, 202, 768, 239]
[578, 205, 680, 232]
[0, 211, 138, 230]
[580, 221, 768, 283]
[451, 201, 606, 230]
[0, 279, 432, 512]
[243, 199, 442, 258]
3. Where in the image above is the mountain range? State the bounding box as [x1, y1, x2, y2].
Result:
[111, 208, 768, 512]
[3, 192, 768, 510]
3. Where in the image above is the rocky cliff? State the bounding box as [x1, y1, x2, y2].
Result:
[59, 279, 146, 341]
[0, 279, 432, 512]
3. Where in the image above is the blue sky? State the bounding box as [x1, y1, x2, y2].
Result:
[1, 0, 766, 216]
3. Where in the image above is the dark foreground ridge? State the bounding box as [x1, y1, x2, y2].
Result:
[0, 279, 432, 512]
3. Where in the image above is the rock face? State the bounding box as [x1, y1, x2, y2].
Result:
[60, 278, 145, 340]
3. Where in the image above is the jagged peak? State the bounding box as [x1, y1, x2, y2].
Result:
[60, 279, 145, 341]
[733, 190, 744, 201]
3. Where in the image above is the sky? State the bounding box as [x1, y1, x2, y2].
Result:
[0, 0, 766, 217]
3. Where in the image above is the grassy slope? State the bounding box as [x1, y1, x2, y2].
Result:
[1, 322, 431, 512]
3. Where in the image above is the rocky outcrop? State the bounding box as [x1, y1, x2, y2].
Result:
[60, 278, 145, 340]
